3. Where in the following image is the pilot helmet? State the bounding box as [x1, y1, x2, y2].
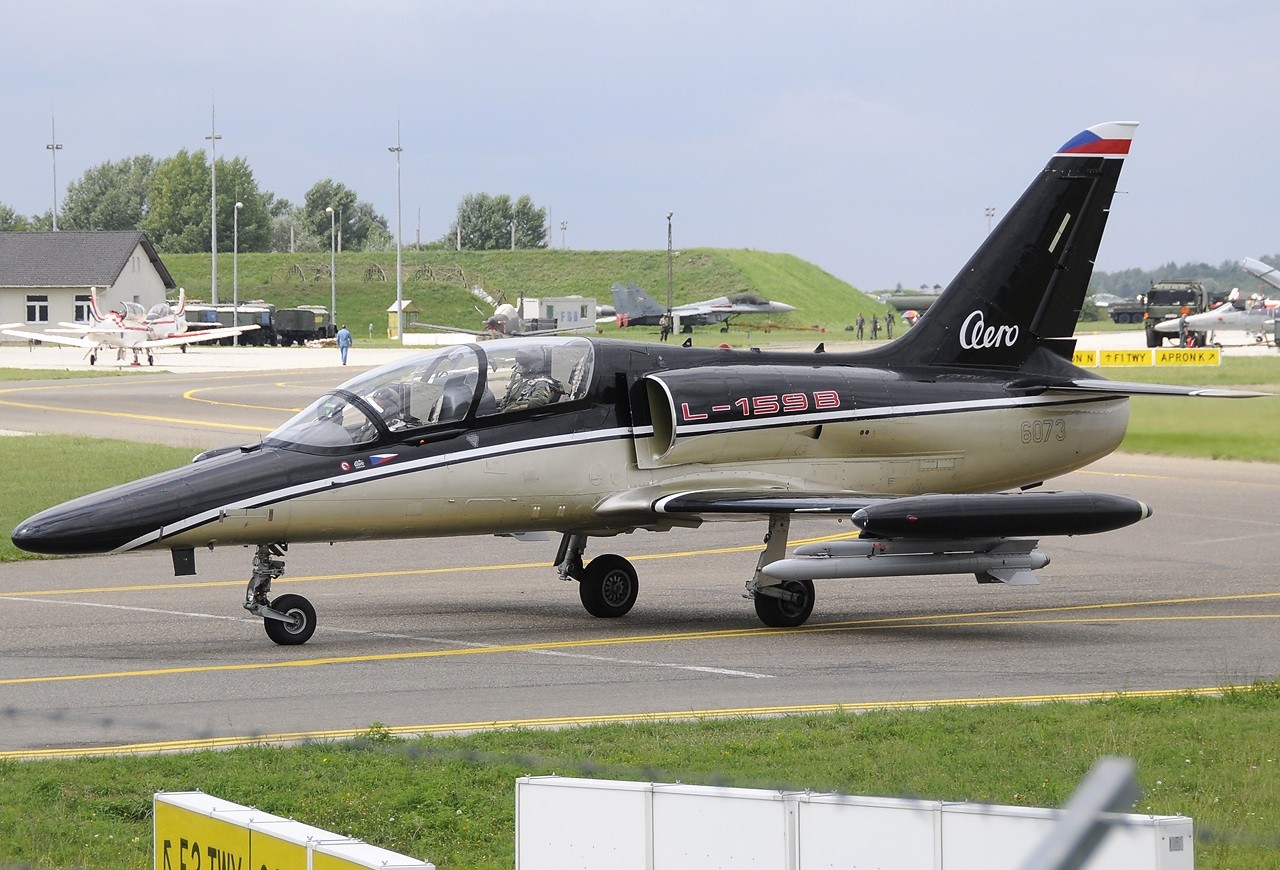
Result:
[369, 386, 402, 416]
[514, 345, 549, 376]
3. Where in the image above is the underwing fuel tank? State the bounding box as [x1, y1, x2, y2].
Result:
[851, 491, 1150, 539]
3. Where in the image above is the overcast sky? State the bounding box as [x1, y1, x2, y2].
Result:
[3, 1, 1277, 292]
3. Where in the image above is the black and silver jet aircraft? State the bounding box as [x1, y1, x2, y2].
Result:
[13, 121, 1268, 645]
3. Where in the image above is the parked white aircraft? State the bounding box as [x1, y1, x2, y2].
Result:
[1, 288, 257, 365]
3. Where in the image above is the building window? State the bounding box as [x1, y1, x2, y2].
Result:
[26, 295, 49, 323]
[74, 294, 92, 322]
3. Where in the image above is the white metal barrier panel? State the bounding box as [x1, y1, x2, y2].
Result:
[514, 776, 1193, 870]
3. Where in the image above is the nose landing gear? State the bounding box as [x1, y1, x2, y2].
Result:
[244, 542, 317, 645]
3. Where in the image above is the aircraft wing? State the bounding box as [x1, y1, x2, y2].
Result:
[1035, 379, 1271, 398]
[411, 323, 491, 338]
[653, 489, 886, 516]
[140, 325, 259, 349]
[0, 327, 106, 349]
[600, 486, 1150, 541]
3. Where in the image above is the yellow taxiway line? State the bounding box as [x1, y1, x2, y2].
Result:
[2, 594, 1276, 689]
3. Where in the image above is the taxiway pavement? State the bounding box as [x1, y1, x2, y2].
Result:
[0, 341, 1276, 757]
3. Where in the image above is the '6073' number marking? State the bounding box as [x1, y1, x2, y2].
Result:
[1021, 418, 1066, 444]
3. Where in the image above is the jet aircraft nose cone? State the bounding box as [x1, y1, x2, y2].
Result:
[11, 494, 142, 555]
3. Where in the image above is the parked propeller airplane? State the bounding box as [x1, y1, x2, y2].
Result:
[13, 121, 1270, 646]
[611, 282, 796, 332]
[0, 288, 258, 365]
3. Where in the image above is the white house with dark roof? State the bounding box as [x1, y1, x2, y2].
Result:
[0, 231, 177, 338]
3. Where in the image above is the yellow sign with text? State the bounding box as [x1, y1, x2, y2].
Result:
[155, 793, 433, 870]
[1099, 349, 1154, 367]
[1072, 350, 1099, 367]
[1155, 347, 1221, 366]
[154, 796, 252, 870]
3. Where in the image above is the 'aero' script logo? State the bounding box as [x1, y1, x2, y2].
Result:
[959, 310, 1019, 350]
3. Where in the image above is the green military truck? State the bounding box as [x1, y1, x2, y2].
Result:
[1106, 280, 1221, 347]
[276, 306, 335, 346]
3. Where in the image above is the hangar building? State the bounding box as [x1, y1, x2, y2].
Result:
[0, 231, 177, 337]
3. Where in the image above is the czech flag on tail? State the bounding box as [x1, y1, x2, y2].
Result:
[1056, 121, 1138, 157]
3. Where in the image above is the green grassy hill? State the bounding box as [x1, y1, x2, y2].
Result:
[161, 249, 879, 342]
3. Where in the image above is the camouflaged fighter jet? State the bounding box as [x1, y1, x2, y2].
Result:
[12, 121, 1269, 645]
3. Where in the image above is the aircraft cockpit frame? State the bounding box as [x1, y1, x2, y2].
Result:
[263, 336, 598, 454]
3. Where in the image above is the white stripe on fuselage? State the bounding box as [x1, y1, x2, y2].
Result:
[116, 392, 1118, 553]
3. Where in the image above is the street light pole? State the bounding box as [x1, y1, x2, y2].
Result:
[205, 105, 222, 304]
[46, 117, 62, 231]
[388, 123, 404, 344]
[233, 201, 242, 347]
[325, 206, 336, 330]
[666, 211, 674, 315]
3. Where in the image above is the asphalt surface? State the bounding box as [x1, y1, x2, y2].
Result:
[0, 339, 1277, 758]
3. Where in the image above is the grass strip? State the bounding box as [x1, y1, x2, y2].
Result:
[0, 436, 200, 562]
[0, 685, 1276, 868]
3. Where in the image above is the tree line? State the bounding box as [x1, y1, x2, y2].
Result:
[0, 153, 549, 253]
[1089, 256, 1280, 300]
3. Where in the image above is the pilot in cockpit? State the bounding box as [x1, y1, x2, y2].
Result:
[499, 345, 565, 412]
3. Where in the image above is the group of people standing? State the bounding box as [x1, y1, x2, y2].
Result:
[853, 310, 896, 341]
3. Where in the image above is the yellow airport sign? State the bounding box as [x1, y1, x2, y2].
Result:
[1099, 349, 1154, 366]
[1155, 347, 1221, 366]
[154, 794, 254, 870]
[1071, 349, 1099, 367]
[155, 792, 434, 869]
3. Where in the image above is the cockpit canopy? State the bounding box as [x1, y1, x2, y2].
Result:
[264, 337, 596, 452]
[146, 302, 175, 320]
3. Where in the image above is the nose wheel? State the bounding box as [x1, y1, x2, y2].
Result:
[244, 543, 318, 645]
[262, 593, 317, 645]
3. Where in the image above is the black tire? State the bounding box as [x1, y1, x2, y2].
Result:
[1144, 324, 1162, 348]
[264, 593, 317, 645]
[578, 554, 638, 618]
[753, 577, 815, 628]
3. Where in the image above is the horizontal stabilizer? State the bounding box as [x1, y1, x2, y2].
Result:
[1044, 379, 1272, 399]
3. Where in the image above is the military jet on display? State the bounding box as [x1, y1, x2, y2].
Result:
[1, 288, 258, 365]
[13, 121, 1271, 646]
[1152, 295, 1277, 345]
[1153, 261, 1278, 346]
[611, 282, 796, 332]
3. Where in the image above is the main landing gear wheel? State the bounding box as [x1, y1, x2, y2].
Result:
[754, 577, 814, 628]
[263, 593, 316, 645]
[578, 554, 638, 618]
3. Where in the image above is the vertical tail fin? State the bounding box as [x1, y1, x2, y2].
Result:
[610, 282, 666, 318]
[88, 287, 106, 323]
[878, 122, 1137, 369]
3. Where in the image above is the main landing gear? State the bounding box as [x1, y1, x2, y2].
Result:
[244, 542, 316, 645]
[555, 533, 639, 618]
[744, 514, 814, 628]
[554, 517, 815, 628]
